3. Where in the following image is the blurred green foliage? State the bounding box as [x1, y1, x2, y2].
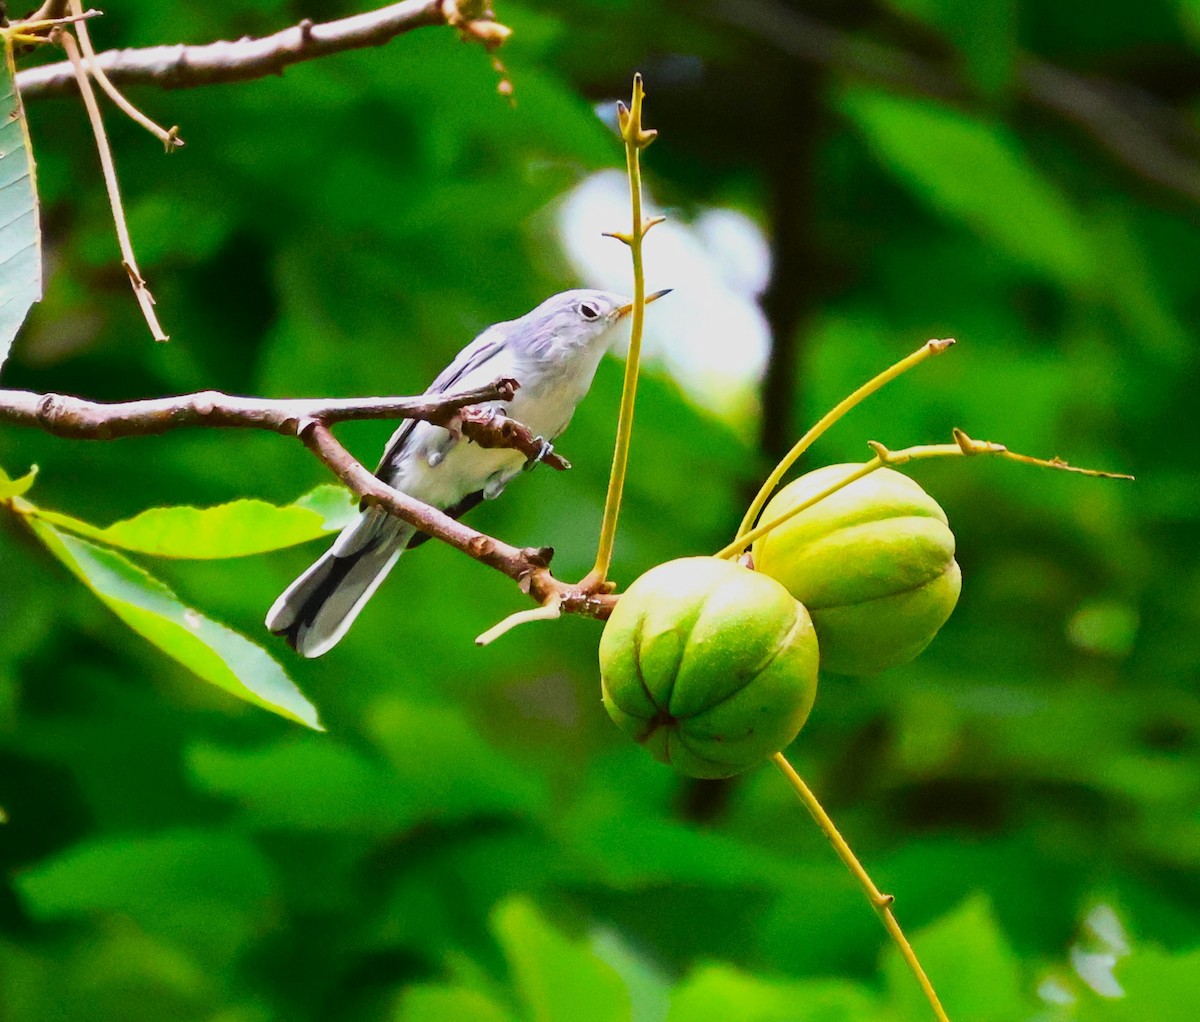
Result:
[1, 1, 1198, 1020]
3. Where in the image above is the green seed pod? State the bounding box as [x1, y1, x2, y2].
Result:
[600, 557, 820, 779]
[752, 465, 961, 676]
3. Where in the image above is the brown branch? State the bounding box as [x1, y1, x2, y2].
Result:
[0, 377, 617, 621]
[15, 0, 506, 99]
[59, 27, 168, 341]
[27, 1, 70, 23]
[67, 0, 183, 151]
[300, 421, 616, 621]
[0, 379, 519, 438]
[459, 406, 571, 470]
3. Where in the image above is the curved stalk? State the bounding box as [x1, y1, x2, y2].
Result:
[735, 338, 954, 541]
[584, 73, 658, 590]
[772, 753, 951, 1022]
[718, 430, 1130, 560]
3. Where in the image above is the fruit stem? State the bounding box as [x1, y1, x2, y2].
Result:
[771, 753, 951, 1022]
[735, 339, 955, 542]
[585, 73, 659, 591]
[717, 429, 1132, 560]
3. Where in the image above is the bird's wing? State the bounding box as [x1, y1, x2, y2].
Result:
[374, 330, 507, 475]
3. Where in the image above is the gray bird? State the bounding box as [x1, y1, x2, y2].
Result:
[266, 287, 669, 657]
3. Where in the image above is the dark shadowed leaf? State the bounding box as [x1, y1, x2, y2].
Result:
[841, 89, 1094, 288]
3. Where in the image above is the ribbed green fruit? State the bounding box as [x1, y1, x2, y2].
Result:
[752, 465, 960, 675]
[600, 557, 820, 778]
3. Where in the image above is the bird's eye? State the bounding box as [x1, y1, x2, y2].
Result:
[579, 302, 600, 321]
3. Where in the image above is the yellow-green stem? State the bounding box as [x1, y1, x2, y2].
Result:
[588, 74, 653, 587]
[771, 753, 951, 1022]
[718, 430, 1130, 560]
[735, 339, 953, 541]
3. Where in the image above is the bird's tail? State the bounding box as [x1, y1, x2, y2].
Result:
[265, 506, 414, 658]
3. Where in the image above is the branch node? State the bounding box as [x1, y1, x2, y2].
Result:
[295, 415, 321, 438]
[522, 545, 555, 568]
[867, 440, 893, 462]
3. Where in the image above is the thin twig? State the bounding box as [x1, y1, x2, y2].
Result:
[16, 0, 507, 99]
[300, 421, 618, 618]
[717, 429, 1132, 560]
[772, 753, 951, 1022]
[26, 0, 70, 23]
[59, 27, 168, 341]
[0, 378, 620, 623]
[459, 406, 571, 470]
[0, 378, 520, 438]
[475, 593, 563, 646]
[66, 0, 183, 151]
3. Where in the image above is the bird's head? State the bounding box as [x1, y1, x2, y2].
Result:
[517, 287, 672, 357]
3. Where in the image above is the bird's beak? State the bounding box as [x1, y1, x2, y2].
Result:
[616, 288, 672, 318]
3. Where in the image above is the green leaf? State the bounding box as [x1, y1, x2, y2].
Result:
[185, 737, 403, 832]
[491, 897, 631, 1022]
[0, 45, 43, 376]
[841, 89, 1094, 287]
[396, 985, 517, 1022]
[365, 699, 549, 824]
[15, 829, 276, 964]
[667, 963, 879, 1022]
[884, 895, 1028, 1022]
[0, 462, 36, 499]
[25, 517, 320, 728]
[31, 484, 356, 559]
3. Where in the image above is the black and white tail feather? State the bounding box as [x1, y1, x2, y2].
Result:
[265, 507, 412, 658]
[264, 288, 654, 659]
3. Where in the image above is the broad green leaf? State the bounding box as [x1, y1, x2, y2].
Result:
[841, 89, 1094, 288]
[884, 895, 1027, 1022]
[491, 897, 630, 1022]
[25, 517, 320, 728]
[365, 698, 549, 824]
[31, 484, 356, 559]
[0, 462, 36, 499]
[185, 737, 404, 832]
[0, 44, 42, 376]
[15, 829, 276, 964]
[667, 963, 879, 1022]
[396, 985, 517, 1022]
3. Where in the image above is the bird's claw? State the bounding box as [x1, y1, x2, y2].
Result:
[524, 436, 556, 471]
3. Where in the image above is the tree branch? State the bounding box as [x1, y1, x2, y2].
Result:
[300, 421, 616, 620]
[0, 378, 617, 621]
[0, 379, 518, 438]
[15, 0, 504, 99]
